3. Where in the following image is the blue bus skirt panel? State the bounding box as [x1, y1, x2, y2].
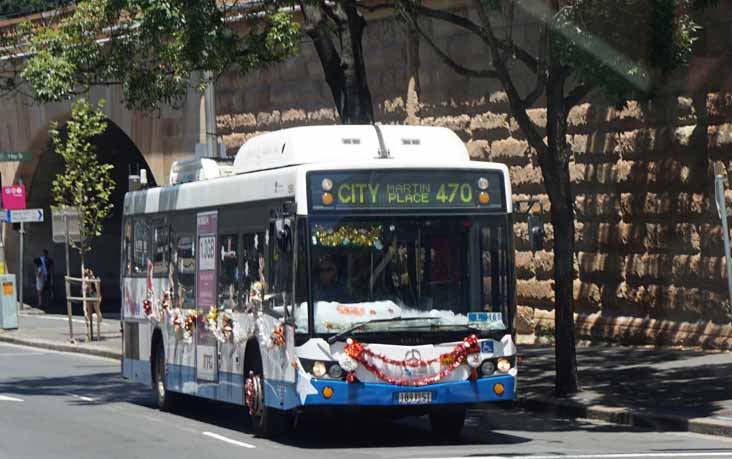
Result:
[303, 374, 516, 406]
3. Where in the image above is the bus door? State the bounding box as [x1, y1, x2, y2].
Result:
[259, 212, 297, 410]
[196, 211, 219, 384]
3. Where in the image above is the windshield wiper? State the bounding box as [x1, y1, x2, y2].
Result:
[327, 317, 441, 344]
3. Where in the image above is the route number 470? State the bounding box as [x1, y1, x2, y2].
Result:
[436, 183, 473, 204]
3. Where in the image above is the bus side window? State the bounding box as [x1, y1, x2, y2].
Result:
[267, 222, 292, 315]
[480, 225, 507, 313]
[133, 219, 149, 275]
[123, 220, 133, 276]
[218, 234, 239, 310]
[152, 223, 169, 278]
[240, 232, 265, 311]
[175, 234, 195, 309]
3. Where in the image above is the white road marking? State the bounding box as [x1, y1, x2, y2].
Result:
[668, 431, 732, 443]
[202, 432, 256, 449]
[0, 395, 24, 402]
[66, 393, 96, 402]
[407, 453, 732, 459]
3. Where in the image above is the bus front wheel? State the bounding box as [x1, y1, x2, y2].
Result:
[429, 406, 466, 439]
[245, 367, 290, 438]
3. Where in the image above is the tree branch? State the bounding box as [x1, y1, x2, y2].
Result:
[564, 83, 594, 109]
[355, 2, 394, 12]
[398, 4, 497, 79]
[473, 0, 547, 155]
[397, 1, 489, 45]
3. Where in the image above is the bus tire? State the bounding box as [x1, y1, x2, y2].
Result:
[429, 406, 466, 439]
[245, 352, 290, 438]
[153, 339, 176, 412]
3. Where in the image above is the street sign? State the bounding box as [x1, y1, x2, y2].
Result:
[1, 185, 26, 210]
[52, 207, 81, 243]
[0, 208, 44, 223]
[0, 152, 31, 162]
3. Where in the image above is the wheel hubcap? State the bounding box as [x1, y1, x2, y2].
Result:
[245, 371, 263, 417]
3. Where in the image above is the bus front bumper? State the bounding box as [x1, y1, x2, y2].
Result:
[303, 374, 516, 406]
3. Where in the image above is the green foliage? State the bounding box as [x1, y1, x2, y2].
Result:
[50, 98, 114, 255]
[553, 0, 706, 105]
[12, 0, 300, 111]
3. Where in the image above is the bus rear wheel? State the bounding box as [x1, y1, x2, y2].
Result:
[429, 406, 466, 439]
[245, 369, 290, 438]
[153, 340, 176, 411]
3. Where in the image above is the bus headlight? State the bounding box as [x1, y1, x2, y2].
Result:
[312, 361, 327, 377]
[328, 363, 343, 379]
[497, 358, 511, 373]
[480, 360, 495, 376]
[321, 178, 334, 191]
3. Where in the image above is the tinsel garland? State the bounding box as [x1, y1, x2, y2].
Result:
[343, 335, 480, 386]
[313, 224, 383, 248]
[143, 287, 155, 318]
[205, 306, 247, 344]
[143, 298, 153, 317]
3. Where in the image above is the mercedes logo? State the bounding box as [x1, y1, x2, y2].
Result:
[403, 349, 426, 378]
[404, 349, 422, 365]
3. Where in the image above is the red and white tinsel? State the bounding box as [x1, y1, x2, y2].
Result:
[342, 335, 481, 386]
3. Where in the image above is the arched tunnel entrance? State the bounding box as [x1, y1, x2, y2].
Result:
[19, 120, 155, 313]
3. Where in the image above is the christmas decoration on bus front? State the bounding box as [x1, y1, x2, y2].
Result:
[343, 335, 480, 386]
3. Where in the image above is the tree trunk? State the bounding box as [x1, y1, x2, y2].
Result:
[541, 64, 579, 397]
[300, 1, 374, 124]
[340, 2, 374, 124]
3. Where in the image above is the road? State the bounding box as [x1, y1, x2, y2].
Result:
[1, 342, 731, 459]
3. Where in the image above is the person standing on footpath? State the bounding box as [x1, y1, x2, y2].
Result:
[33, 258, 45, 307]
[41, 249, 55, 302]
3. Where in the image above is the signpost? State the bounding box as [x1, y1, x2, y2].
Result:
[0, 154, 33, 313]
[2, 209, 44, 223]
[52, 207, 80, 341]
[0, 152, 31, 162]
[1, 209, 44, 311]
[1, 185, 26, 210]
[714, 175, 732, 320]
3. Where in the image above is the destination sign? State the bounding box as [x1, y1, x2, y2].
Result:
[308, 170, 504, 212]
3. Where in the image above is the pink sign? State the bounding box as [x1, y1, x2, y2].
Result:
[2, 185, 26, 210]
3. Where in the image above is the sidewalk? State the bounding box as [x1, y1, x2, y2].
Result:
[0, 310, 121, 359]
[1, 312, 731, 437]
[517, 343, 732, 437]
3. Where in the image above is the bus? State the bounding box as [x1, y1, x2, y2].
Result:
[121, 124, 521, 438]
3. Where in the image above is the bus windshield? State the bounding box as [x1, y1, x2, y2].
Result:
[295, 216, 511, 335]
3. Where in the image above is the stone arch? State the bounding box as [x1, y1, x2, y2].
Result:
[10, 118, 155, 312]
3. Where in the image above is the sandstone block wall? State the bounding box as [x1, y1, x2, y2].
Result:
[216, 4, 732, 339]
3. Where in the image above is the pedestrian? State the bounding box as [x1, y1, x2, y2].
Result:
[83, 267, 103, 340]
[33, 258, 44, 307]
[42, 249, 55, 301]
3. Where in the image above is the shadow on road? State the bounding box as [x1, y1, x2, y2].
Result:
[2, 352, 716, 450]
[521, 344, 732, 419]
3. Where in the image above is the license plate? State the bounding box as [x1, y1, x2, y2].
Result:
[397, 391, 432, 405]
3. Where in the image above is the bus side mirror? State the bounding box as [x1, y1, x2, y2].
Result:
[528, 214, 545, 252]
[274, 218, 292, 253]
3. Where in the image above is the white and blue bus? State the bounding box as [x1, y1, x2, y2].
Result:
[121, 125, 520, 438]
